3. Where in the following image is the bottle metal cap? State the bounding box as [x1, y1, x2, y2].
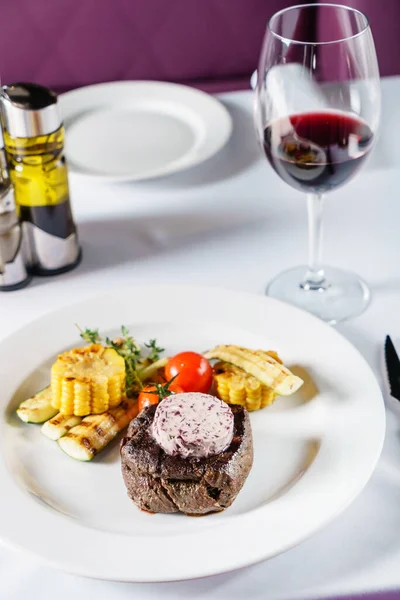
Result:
[0, 83, 62, 138]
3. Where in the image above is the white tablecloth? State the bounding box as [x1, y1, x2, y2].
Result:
[2, 77, 400, 600]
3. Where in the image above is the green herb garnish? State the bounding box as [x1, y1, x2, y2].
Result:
[106, 326, 143, 397]
[144, 339, 165, 363]
[148, 376, 179, 401]
[76, 324, 164, 398]
[77, 326, 102, 344]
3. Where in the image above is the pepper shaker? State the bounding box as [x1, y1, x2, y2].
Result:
[0, 83, 81, 275]
[0, 126, 30, 291]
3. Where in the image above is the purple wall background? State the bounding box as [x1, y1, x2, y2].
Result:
[1, 0, 398, 94]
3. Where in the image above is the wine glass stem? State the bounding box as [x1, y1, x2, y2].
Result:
[302, 193, 327, 291]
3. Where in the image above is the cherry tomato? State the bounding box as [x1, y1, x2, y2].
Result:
[165, 352, 213, 394]
[138, 385, 159, 413]
[138, 381, 185, 413]
[167, 380, 185, 395]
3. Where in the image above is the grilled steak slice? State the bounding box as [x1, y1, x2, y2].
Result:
[120, 403, 253, 515]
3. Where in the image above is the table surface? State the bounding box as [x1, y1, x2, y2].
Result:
[2, 76, 400, 600]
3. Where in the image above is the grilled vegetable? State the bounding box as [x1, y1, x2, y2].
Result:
[214, 362, 276, 411]
[51, 344, 126, 416]
[16, 386, 58, 423]
[58, 397, 139, 461]
[41, 413, 82, 441]
[204, 345, 303, 396]
[138, 356, 168, 382]
[79, 325, 166, 397]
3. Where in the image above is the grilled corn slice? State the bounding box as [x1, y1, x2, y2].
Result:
[58, 397, 139, 461]
[205, 345, 303, 396]
[51, 344, 125, 416]
[214, 362, 277, 411]
[16, 386, 58, 423]
[41, 413, 82, 441]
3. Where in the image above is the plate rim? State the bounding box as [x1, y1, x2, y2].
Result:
[0, 285, 386, 582]
[59, 80, 233, 182]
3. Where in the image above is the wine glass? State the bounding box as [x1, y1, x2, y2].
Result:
[255, 3, 380, 324]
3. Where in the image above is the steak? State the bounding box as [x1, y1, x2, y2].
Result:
[120, 403, 253, 515]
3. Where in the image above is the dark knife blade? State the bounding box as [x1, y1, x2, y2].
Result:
[385, 335, 400, 400]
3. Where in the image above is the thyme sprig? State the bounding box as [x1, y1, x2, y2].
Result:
[76, 324, 164, 398]
[76, 326, 101, 344]
[147, 376, 179, 402]
[145, 339, 165, 362]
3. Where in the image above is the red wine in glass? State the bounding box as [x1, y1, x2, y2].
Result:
[263, 112, 374, 194]
[255, 3, 380, 323]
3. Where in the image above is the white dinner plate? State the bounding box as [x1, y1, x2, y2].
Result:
[59, 81, 232, 181]
[0, 286, 385, 582]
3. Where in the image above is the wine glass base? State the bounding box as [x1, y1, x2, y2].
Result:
[266, 266, 370, 325]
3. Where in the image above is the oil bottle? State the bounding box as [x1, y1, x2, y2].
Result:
[0, 83, 81, 275]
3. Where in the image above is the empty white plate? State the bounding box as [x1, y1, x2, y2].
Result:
[59, 81, 232, 182]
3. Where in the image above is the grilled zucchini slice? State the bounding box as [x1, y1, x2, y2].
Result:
[58, 397, 139, 461]
[51, 344, 126, 416]
[41, 413, 82, 441]
[16, 386, 58, 424]
[205, 345, 303, 396]
[138, 356, 168, 382]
